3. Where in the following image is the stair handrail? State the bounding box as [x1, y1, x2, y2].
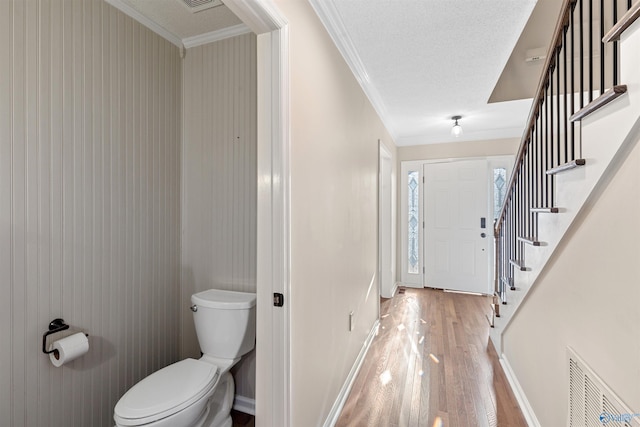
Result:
[604, 1, 640, 41]
[494, 0, 575, 236]
[489, 0, 635, 313]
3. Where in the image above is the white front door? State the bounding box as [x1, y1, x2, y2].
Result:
[423, 159, 490, 294]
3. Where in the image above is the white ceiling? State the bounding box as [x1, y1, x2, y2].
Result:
[107, 0, 247, 47]
[122, 0, 241, 38]
[109, 0, 545, 147]
[311, 0, 539, 146]
[490, 0, 564, 103]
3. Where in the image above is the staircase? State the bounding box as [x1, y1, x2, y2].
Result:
[488, 0, 640, 353]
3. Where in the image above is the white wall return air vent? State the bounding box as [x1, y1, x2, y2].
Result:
[568, 347, 640, 427]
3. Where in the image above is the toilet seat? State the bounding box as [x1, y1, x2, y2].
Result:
[114, 358, 219, 426]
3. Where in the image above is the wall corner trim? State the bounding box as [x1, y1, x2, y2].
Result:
[500, 353, 541, 427]
[322, 319, 380, 427]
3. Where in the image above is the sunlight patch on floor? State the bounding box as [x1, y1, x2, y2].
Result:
[379, 370, 392, 385]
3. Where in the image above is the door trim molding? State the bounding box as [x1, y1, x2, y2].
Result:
[400, 155, 514, 293]
[223, 1, 291, 426]
[379, 142, 394, 298]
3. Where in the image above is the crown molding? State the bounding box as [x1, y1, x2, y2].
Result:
[106, 0, 253, 50]
[223, 0, 288, 34]
[308, 0, 398, 141]
[105, 0, 183, 48]
[183, 24, 252, 48]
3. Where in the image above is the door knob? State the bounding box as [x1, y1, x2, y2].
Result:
[480, 232, 487, 238]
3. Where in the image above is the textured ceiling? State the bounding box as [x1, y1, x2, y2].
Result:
[111, 0, 546, 147]
[314, 0, 539, 145]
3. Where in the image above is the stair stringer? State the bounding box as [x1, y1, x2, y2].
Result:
[490, 18, 640, 354]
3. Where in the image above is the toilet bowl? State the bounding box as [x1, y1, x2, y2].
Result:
[114, 289, 256, 427]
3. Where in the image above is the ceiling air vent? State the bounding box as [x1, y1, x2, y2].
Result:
[179, 0, 223, 13]
[568, 347, 640, 427]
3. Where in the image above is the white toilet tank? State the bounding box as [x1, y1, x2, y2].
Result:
[191, 289, 256, 359]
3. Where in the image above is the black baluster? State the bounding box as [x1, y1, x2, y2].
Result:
[563, 29, 569, 165]
[570, 2, 576, 160]
[556, 46, 561, 167]
[589, 0, 593, 102]
[600, 0, 605, 94]
[613, 0, 619, 85]
[579, 0, 584, 108]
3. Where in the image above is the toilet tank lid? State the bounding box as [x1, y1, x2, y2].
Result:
[191, 289, 257, 309]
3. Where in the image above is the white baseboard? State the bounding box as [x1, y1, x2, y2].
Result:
[390, 282, 399, 297]
[233, 395, 255, 416]
[400, 282, 423, 289]
[322, 319, 380, 427]
[500, 354, 540, 427]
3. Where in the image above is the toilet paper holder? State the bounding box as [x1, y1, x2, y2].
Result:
[42, 318, 88, 355]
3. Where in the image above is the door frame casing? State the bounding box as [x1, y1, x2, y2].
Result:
[222, 1, 291, 426]
[399, 156, 514, 294]
[379, 142, 395, 298]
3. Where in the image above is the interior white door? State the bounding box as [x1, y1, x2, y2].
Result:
[424, 159, 490, 293]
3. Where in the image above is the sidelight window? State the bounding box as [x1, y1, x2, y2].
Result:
[493, 167, 507, 219]
[407, 170, 420, 274]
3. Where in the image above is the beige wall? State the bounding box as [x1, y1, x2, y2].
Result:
[397, 137, 519, 162]
[0, 1, 182, 426]
[272, 0, 396, 425]
[503, 135, 640, 425]
[180, 33, 257, 400]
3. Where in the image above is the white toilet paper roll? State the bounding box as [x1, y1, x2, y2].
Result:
[49, 332, 89, 367]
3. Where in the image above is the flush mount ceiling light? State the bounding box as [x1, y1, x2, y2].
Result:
[451, 115, 463, 137]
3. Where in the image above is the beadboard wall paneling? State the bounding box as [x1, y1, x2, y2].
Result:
[181, 34, 257, 399]
[0, 1, 182, 426]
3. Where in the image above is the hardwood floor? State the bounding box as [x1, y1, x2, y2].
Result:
[335, 288, 527, 427]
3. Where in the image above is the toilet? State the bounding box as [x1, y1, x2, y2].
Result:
[114, 289, 256, 427]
